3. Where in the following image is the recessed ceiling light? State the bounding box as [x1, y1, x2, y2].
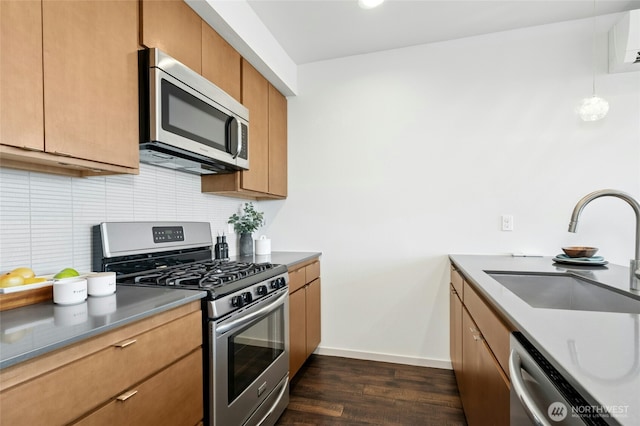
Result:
[358, 0, 384, 10]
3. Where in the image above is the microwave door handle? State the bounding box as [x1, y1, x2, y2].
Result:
[226, 116, 241, 159]
[509, 349, 552, 426]
[235, 119, 242, 158]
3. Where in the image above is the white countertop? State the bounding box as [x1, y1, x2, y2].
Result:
[449, 255, 639, 426]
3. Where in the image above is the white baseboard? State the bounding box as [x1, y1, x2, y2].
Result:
[313, 346, 452, 370]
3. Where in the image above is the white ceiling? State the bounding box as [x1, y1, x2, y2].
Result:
[247, 0, 640, 65]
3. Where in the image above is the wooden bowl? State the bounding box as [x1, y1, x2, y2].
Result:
[562, 246, 598, 258]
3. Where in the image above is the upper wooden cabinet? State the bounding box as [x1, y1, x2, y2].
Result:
[201, 59, 288, 200]
[43, 0, 139, 168]
[268, 84, 288, 197]
[239, 59, 270, 194]
[140, 0, 202, 74]
[0, 0, 44, 151]
[0, 0, 139, 177]
[202, 23, 241, 102]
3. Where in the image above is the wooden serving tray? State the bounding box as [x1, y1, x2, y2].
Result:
[0, 286, 53, 311]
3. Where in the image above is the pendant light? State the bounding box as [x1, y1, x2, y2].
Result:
[358, 0, 384, 10]
[577, 0, 609, 121]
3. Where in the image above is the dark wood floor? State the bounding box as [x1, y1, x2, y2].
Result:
[276, 355, 468, 425]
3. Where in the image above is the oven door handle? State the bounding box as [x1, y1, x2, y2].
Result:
[216, 291, 287, 335]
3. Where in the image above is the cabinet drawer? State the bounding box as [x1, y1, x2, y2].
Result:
[450, 266, 464, 298]
[73, 349, 203, 426]
[0, 310, 202, 426]
[288, 267, 306, 293]
[464, 282, 512, 377]
[305, 261, 320, 282]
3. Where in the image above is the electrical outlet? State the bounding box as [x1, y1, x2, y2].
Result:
[501, 215, 514, 231]
[227, 223, 235, 235]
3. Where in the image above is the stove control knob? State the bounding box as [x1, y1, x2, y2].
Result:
[231, 295, 244, 308]
[242, 292, 253, 304]
[277, 277, 286, 288]
[257, 285, 268, 295]
[270, 280, 279, 289]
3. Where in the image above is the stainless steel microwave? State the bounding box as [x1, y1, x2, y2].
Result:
[139, 48, 249, 175]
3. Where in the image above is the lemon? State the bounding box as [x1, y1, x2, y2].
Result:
[54, 268, 80, 279]
[0, 273, 24, 288]
[10, 267, 35, 279]
[24, 277, 47, 285]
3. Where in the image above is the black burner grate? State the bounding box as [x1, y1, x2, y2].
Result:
[127, 261, 276, 290]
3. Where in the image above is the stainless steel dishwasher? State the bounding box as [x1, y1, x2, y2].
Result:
[509, 332, 617, 426]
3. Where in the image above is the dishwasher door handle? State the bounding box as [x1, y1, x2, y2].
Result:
[509, 349, 552, 426]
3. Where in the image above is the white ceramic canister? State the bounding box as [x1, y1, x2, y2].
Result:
[87, 272, 116, 296]
[255, 235, 271, 255]
[53, 278, 88, 305]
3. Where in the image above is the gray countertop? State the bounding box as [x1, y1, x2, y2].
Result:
[0, 251, 321, 370]
[449, 254, 639, 425]
[0, 286, 206, 369]
[235, 251, 322, 268]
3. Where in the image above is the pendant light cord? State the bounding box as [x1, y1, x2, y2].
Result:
[591, 0, 597, 96]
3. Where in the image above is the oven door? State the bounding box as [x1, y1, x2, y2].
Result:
[211, 289, 289, 426]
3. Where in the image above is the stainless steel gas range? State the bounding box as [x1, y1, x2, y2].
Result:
[93, 222, 289, 426]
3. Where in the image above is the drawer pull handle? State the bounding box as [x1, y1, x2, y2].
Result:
[114, 339, 137, 348]
[473, 334, 484, 341]
[116, 390, 138, 402]
[469, 327, 479, 333]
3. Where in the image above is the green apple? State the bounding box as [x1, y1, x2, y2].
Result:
[54, 268, 80, 279]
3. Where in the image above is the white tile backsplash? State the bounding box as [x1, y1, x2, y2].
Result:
[0, 163, 245, 275]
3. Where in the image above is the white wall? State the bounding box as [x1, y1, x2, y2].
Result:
[0, 164, 264, 275]
[265, 15, 640, 367]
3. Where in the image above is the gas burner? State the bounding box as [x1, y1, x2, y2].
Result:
[127, 260, 277, 292]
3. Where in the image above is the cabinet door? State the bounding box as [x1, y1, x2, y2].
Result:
[240, 59, 269, 193]
[450, 285, 463, 389]
[140, 0, 202, 73]
[0, 0, 44, 150]
[202, 23, 241, 102]
[289, 287, 307, 378]
[73, 349, 203, 426]
[461, 309, 509, 426]
[0, 310, 202, 426]
[305, 278, 321, 357]
[464, 281, 512, 378]
[268, 84, 287, 197]
[42, 0, 138, 168]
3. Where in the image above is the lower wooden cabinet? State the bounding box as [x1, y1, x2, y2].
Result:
[460, 308, 509, 426]
[289, 259, 321, 377]
[0, 302, 203, 426]
[449, 284, 463, 390]
[450, 266, 511, 426]
[73, 349, 203, 426]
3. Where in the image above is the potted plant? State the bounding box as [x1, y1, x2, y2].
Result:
[228, 202, 265, 256]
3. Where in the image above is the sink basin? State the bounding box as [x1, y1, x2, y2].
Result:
[486, 272, 640, 314]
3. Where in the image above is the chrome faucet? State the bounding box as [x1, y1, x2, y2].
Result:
[568, 189, 640, 291]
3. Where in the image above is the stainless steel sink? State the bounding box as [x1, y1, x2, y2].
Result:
[487, 272, 640, 314]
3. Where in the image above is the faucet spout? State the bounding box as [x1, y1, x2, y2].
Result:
[568, 189, 640, 291]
